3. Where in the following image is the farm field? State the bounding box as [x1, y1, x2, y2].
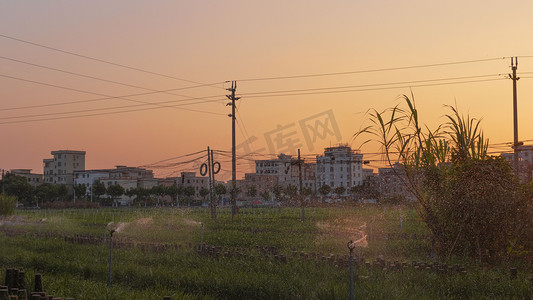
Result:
[1, 205, 532, 299]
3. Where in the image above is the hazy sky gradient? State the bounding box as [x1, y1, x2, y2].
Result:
[1, 1, 533, 179]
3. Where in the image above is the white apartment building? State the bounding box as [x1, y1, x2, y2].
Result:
[43, 150, 86, 187]
[315, 145, 363, 191]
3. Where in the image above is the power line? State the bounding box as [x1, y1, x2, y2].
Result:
[235, 57, 507, 82]
[0, 33, 223, 88]
[241, 74, 503, 96]
[0, 85, 223, 112]
[0, 100, 225, 125]
[144, 155, 207, 169]
[235, 105, 257, 158]
[0, 55, 225, 97]
[0, 98, 224, 121]
[0, 73, 225, 111]
[137, 150, 205, 168]
[0, 73, 227, 123]
[243, 78, 506, 99]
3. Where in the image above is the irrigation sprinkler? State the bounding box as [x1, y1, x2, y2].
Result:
[107, 225, 116, 288]
[347, 240, 356, 300]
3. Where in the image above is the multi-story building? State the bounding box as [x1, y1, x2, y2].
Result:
[255, 154, 294, 184]
[315, 145, 363, 192]
[108, 165, 154, 180]
[255, 153, 316, 191]
[241, 173, 278, 198]
[290, 162, 316, 191]
[179, 172, 208, 200]
[43, 150, 86, 187]
[378, 162, 415, 201]
[9, 169, 43, 187]
[100, 177, 138, 205]
[74, 166, 155, 203]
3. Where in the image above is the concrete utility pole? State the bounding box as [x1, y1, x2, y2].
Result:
[298, 149, 305, 222]
[210, 148, 218, 219]
[207, 146, 213, 216]
[207, 147, 218, 219]
[226, 81, 240, 218]
[510, 57, 520, 175]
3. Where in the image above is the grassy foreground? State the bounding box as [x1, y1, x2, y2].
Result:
[0, 205, 532, 299]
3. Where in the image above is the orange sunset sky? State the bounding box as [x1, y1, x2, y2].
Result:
[1, 1, 533, 180]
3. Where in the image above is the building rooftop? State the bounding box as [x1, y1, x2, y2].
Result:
[51, 150, 86, 155]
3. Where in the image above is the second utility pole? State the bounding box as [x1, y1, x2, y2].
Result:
[510, 57, 520, 175]
[298, 149, 305, 222]
[227, 81, 240, 219]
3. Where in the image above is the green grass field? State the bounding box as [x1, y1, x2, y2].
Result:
[1, 205, 532, 299]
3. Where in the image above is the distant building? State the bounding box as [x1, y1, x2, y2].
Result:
[255, 153, 316, 191]
[74, 170, 110, 195]
[74, 166, 155, 203]
[241, 173, 278, 199]
[361, 168, 380, 200]
[378, 163, 415, 201]
[43, 150, 86, 187]
[500, 145, 533, 164]
[362, 168, 375, 181]
[100, 177, 137, 205]
[315, 145, 363, 193]
[179, 172, 208, 200]
[501, 145, 533, 182]
[255, 154, 294, 184]
[9, 169, 43, 187]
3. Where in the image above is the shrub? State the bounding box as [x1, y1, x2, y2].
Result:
[355, 94, 532, 262]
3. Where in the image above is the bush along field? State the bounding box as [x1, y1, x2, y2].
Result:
[1, 205, 532, 299]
